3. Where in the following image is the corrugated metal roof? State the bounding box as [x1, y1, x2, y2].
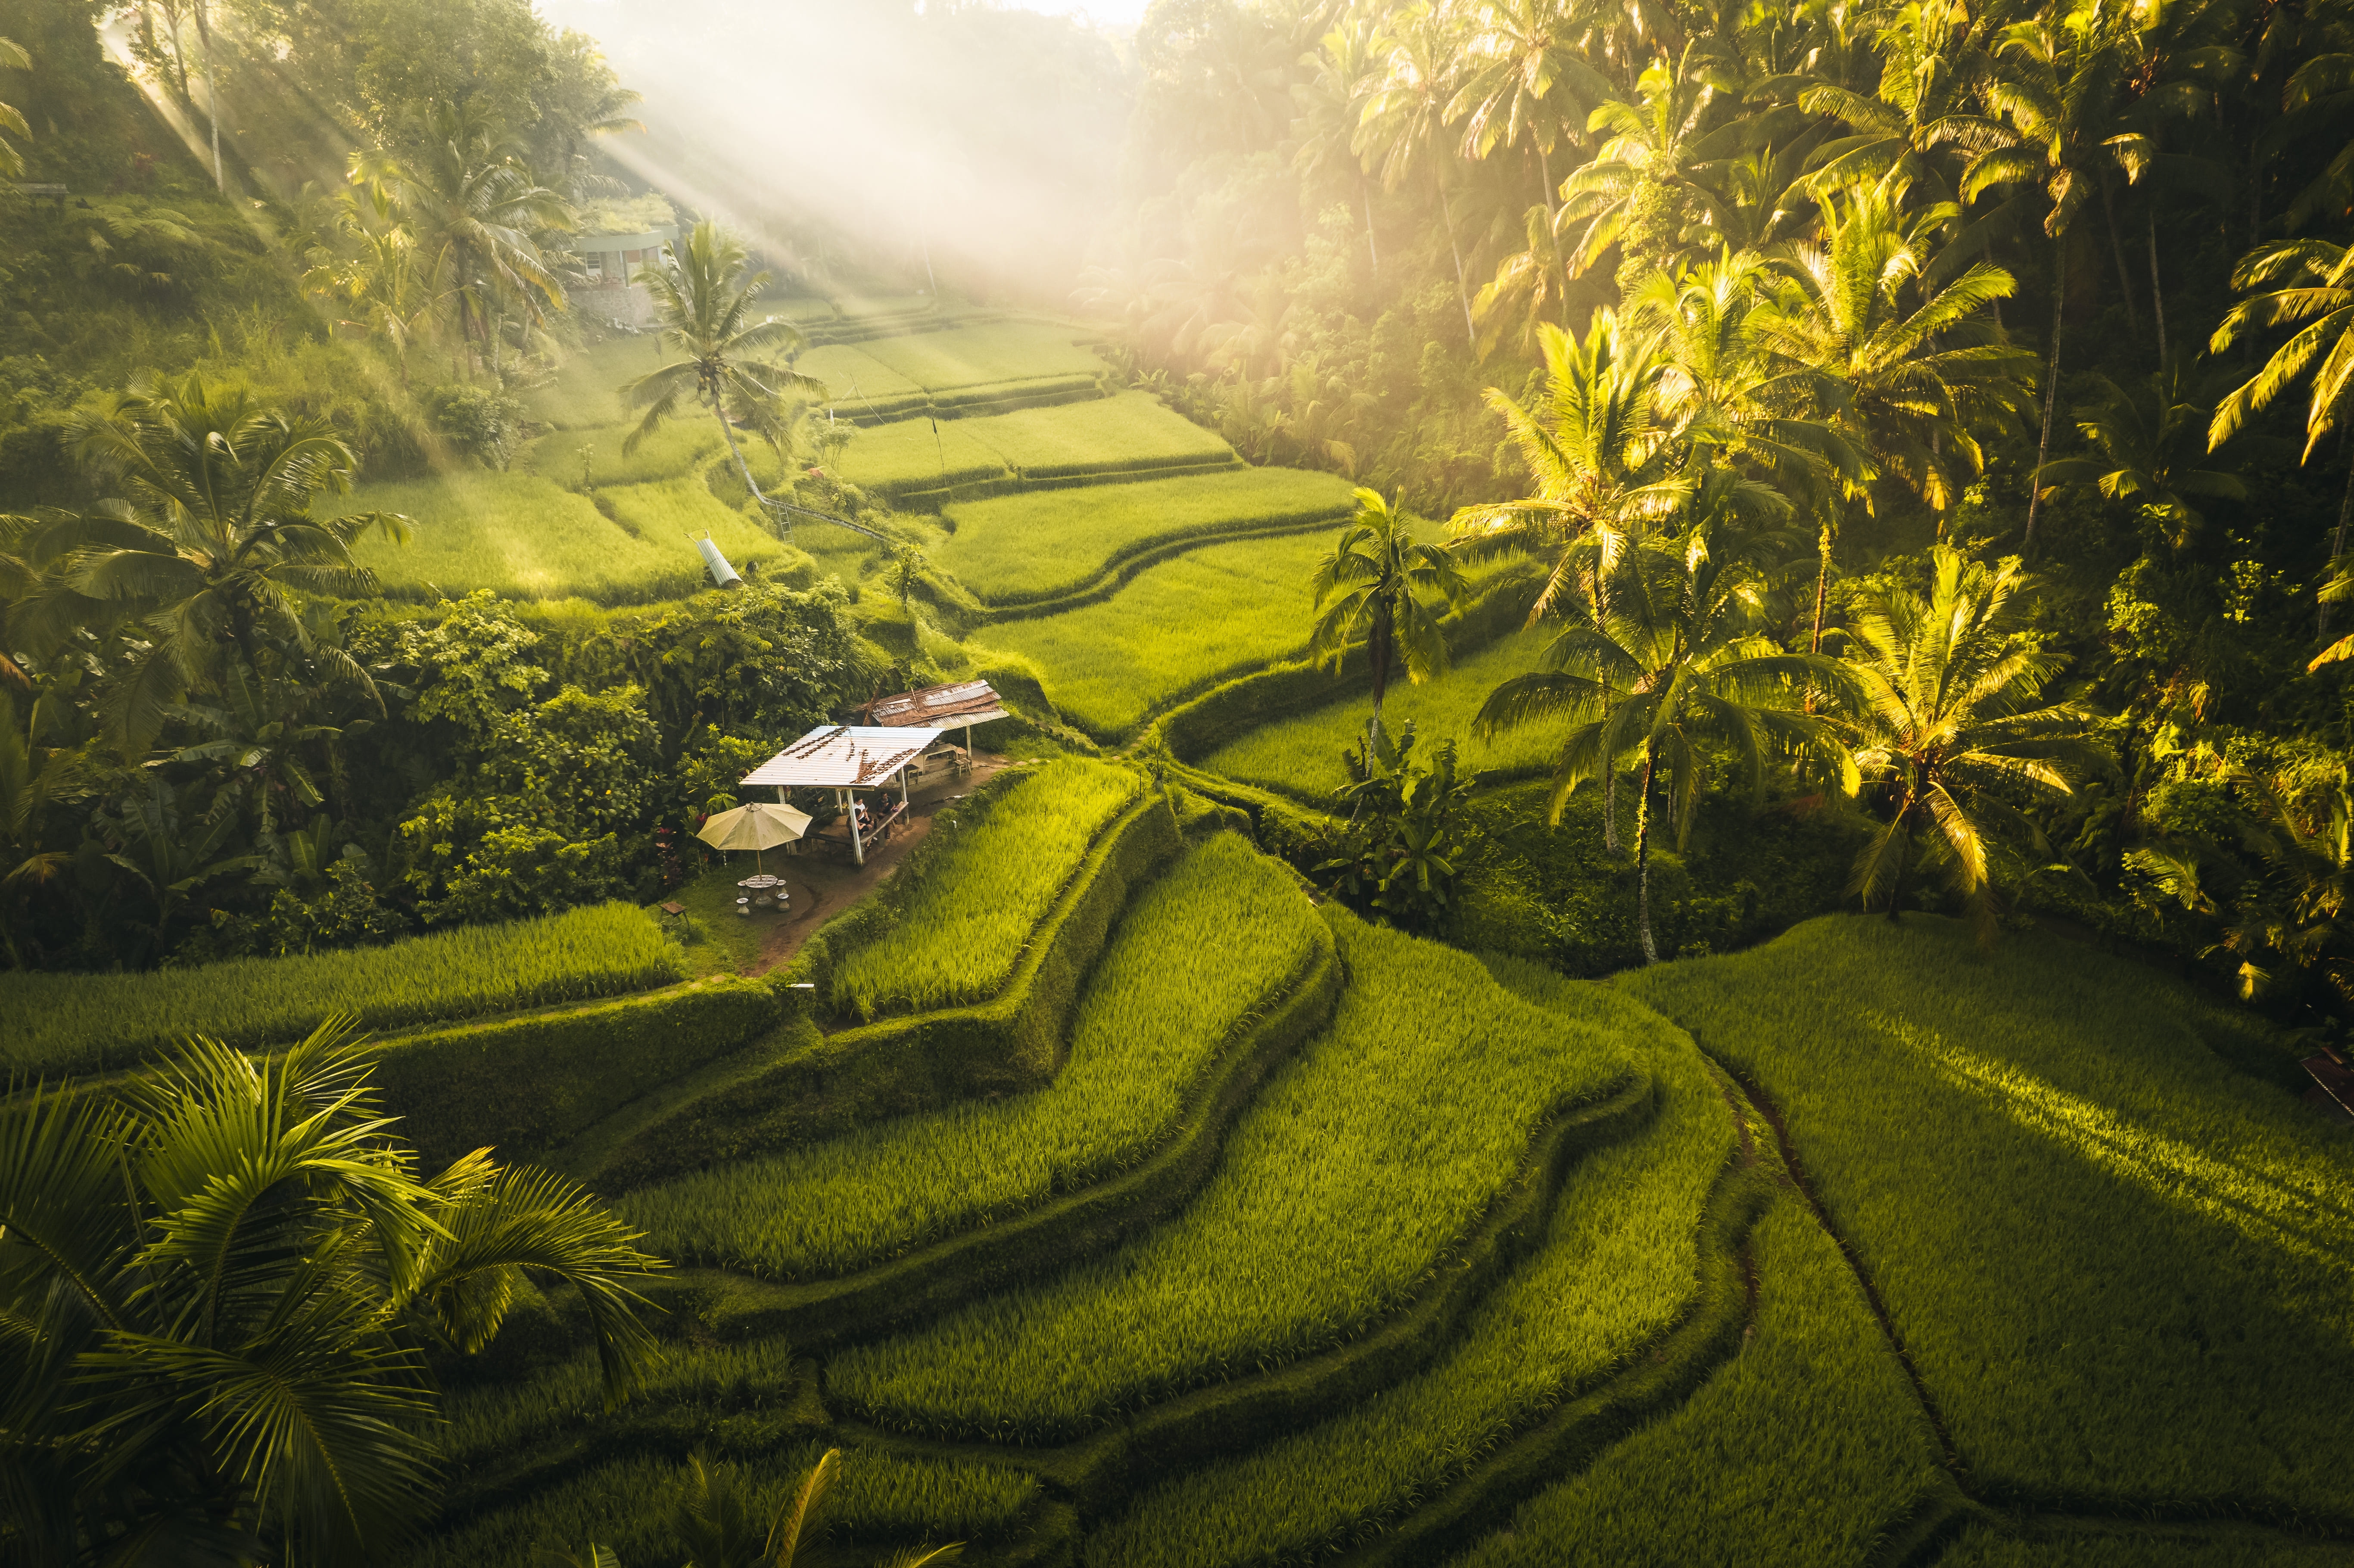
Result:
[741, 725, 943, 788]
[861, 678, 1011, 728]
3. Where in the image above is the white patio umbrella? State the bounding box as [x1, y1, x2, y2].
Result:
[697, 801, 812, 873]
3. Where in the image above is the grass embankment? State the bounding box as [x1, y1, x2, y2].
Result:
[822, 759, 1141, 1017]
[1202, 624, 1566, 795]
[970, 530, 1342, 740]
[1446, 1197, 1949, 1568]
[934, 467, 1354, 607]
[1624, 915, 2354, 1519]
[1083, 956, 1731, 1566]
[619, 834, 1322, 1279]
[824, 910, 1638, 1443]
[1936, 1526, 2354, 1566]
[0, 902, 683, 1076]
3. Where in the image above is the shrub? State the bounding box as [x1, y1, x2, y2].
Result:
[425, 382, 525, 469]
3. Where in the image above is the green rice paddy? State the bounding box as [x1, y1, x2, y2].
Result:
[822, 759, 1141, 1017]
[1200, 623, 1566, 795]
[935, 467, 1353, 606]
[1446, 1197, 1947, 1568]
[343, 469, 795, 604]
[1624, 915, 2354, 1518]
[0, 901, 682, 1075]
[854, 320, 1107, 391]
[968, 529, 1343, 739]
[823, 909, 1637, 1442]
[1082, 955, 1729, 1566]
[619, 834, 1322, 1279]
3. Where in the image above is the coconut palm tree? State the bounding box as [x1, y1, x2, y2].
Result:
[2208, 236, 2354, 635]
[1293, 16, 1386, 277]
[1555, 46, 1744, 282]
[359, 99, 571, 379]
[0, 36, 30, 179]
[1476, 532, 1853, 962]
[2034, 361, 2245, 547]
[1357, 1, 1479, 345]
[1753, 173, 2034, 645]
[24, 374, 408, 749]
[1972, 0, 2142, 554]
[303, 183, 443, 386]
[1308, 488, 1468, 751]
[624, 219, 828, 532]
[1451, 314, 1694, 849]
[1450, 0, 1614, 222]
[0, 1019, 667, 1566]
[1836, 545, 2111, 941]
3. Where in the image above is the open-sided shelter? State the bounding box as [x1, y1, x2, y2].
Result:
[859, 678, 1011, 758]
[741, 725, 943, 865]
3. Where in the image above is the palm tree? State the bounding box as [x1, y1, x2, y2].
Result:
[1753, 174, 2034, 646]
[0, 36, 30, 179]
[2208, 236, 2354, 636]
[2033, 362, 2246, 547]
[0, 1020, 666, 1565]
[1556, 47, 1744, 283]
[1973, 0, 2140, 554]
[359, 99, 571, 380]
[1476, 533, 1853, 962]
[303, 183, 443, 386]
[26, 374, 408, 749]
[1357, 1, 1479, 345]
[1450, 0, 1614, 225]
[1451, 314, 1691, 850]
[1308, 488, 1468, 751]
[624, 220, 828, 533]
[1836, 546, 2111, 941]
[1293, 16, 1386, 278]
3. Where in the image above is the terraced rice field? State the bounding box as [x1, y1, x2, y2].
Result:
[377, 312, 2354, 1568]
[827, 909, 1636, 1441]
[1201, 622, 1566, 796]
[619, 834, 1322, 1279]
[342, 469, 798, 604]
[819, 758, 1141, 1017]
[969, 529, 1343, 739]
[934, 466, 1352, 606]
[1625, 915, 2354, 1519]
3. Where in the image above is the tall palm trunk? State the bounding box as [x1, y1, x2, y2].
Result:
[1634, 736, 1659, 963]
[2099, 182, 2139, 336]
[1883, 795, 1913, 922]
[1367, 599, 1394, 750]
[1435, 174, 1476, 349]
[1359, 171, 1380, 279]
[2145, 207, 2168, 366]
[706, 378, 774, 530]
[2323, 459, 2354, 641]
[2023, 237, 2065, 558]
[196, 0, 222, 190]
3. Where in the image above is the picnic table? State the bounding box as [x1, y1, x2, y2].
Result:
[736, 872, 788, 915]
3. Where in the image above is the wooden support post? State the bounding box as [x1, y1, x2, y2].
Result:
[843, 786, 863, 867]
